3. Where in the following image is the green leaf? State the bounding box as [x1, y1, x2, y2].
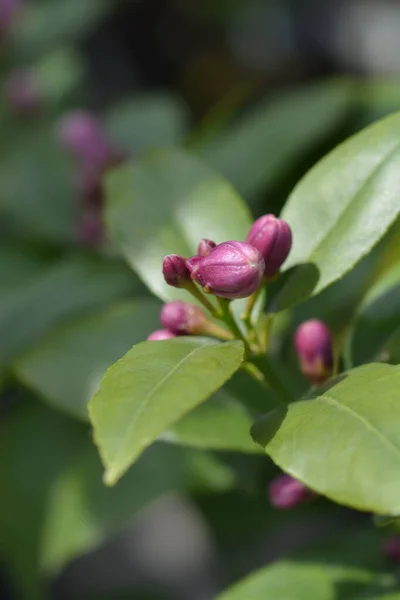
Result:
[105, 148, 252, 304]
[217, 530, 383, 600]
[252, 363, 400, 514]
[280, 111, 400, 305]
[106, 95, 189, 155]
[89, 338, 244, 485]
[199, 80, 352, 201]
[13, 299, 160, 419]
[0, 255, 139, 365]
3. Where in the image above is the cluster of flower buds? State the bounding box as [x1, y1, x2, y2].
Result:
[4, 70, 41, 116]
[268, 473, 316, 509]
[57, 110, 125, 246]
[294, 319, 334, 385]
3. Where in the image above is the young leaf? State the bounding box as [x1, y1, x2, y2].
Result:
[89, 338, 244, 485]
[279, 111, 400, 307]
[252, 363, 400, 514]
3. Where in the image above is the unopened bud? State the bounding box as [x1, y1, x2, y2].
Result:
[4, 70, 41, 116]
[162, 254, 191, 288]
[160, 301, 208, 335]
[246, 214, 292, 278]
[147, 329, 177, 341]
[197, 239, 216, 257]
[0, 0, 20, 39]
[294, 319, 333, 385]
[269, 474, 315, 509]
[190, 241, 264, 300]
[384, 537, 400, 563]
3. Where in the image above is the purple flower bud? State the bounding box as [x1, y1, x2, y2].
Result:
[58, 110, 116, 169]
[162, 254, 191, 288]
[269, 474, 315, 509]
[4, 70, 40, 116]
[246, 214, 292, 278]
[160, 301, 207, 335]
[190, 241, 264, 300]
[186, 255, 203, 274]
[384, 537, 400, 563]
[147, 329, 177, 341]
[197, 239, 216, 257]
[294, 319, 333, 385]
[0, 0, 20, 38]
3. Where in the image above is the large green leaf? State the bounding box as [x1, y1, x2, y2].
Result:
[13, 299, 160, 419]
[89, 338, 244, 484]
[217, 530, 383, 600]
[252, 363, 400, 514]
[279, 111, 400, 305]
[106, 95, 189, 155]
[199, 80, 352, 201]
[105, 148, 252, 303]
[0, 255, 140, 365]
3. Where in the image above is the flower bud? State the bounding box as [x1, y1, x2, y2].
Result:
[4, 70, 41, 116]
[197, 239, 216, 257]
[269, 474, 315, 509]
[294, 319, 333, 385]
[147, 329, 176, 341]
[160, 301, 207, 335]
[190, 241, 264, 300]
[246, 214, 292, 278]
[162, 254, 191, 288]
[58, 110, 116, 168]
[384, 537, 400, 563]
[0, 0, 20, 39]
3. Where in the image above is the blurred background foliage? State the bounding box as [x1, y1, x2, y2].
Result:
[3, 0, 400, 599]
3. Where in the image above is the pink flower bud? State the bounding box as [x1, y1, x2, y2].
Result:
[147, 329, 177, 341]
[190, 241, 264, 300]
[160, 301, 207, 335]
[197, 239, 216, 257]
[0, 0, 20, 38]
[294, 319, 333, 385]
[246, 214, 292, 278]
[162, 254, 191, 288]
[4, 70, 40, 116]
[269, 474, 315, 509]
[384, 537, 400, 563]
[58, 110, 116, 168]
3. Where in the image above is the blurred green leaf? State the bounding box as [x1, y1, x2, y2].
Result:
[252, 363, 400, 514]
[217, 530, 384, 600]
[13, 299, 160, 419]
[0, 255, 140, 365]
[280, 111, 400, 307]
[35, 47, 85, 104]
[106, 95, 189, 155]
[89, 338, 244, 485]
[199, 80, 353, 201]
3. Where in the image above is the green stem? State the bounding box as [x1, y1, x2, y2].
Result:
[202, 320, 234, 341]
[242, 285, 263, 327]
[184, 281, 218, 317]
[249, 355, 293, 404]
[217, 297, 252, 356]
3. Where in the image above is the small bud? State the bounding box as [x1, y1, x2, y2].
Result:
[186, 255, 203, 274]
[246, 214, 292, 278]
[294, 319, 333, 385]
[384, 537, 400, 563]
[4, 70, 41, 116]
[162, 254, 191, 288]
[197, 239, 216, 257]
[0, 0, 20, 39]
[269, 474, 315, 509]
[160, 301, 208, 335]
[190, 241, 264, 300]
[58, 110, 116, 168]
[147, 329, 177, 341]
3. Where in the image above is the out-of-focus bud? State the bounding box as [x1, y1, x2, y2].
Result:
[197, 239, 216, 257]
[147, 329, 176, 341]
[76, 209, 103, 246]
[160, 301, 207, 335]
[294, 319, 333, 385]
[269, 474, 315, 509]
[162, 254, 191, 288]
[246, 214, 292, 278]
[58, 110, 116, 168]
[4, 70, 41, 116]
[190, 241, 264, 300]
[384, 537, 400, 563]
[0, 0, 20, 39]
